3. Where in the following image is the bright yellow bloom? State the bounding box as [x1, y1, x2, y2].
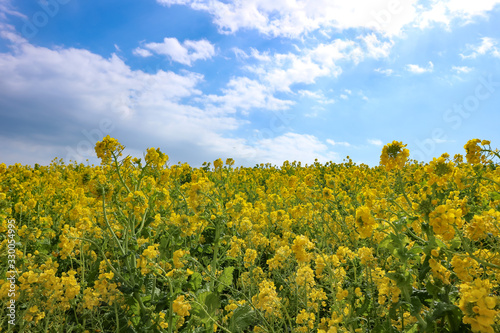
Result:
[380, 141, 410, 171]
[173, 295, 191, 317]
[292, 235, 314, 263]
[244, 248, 258, 268]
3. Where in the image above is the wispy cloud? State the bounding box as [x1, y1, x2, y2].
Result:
[0, 0, 27, 21]
[298, 89, 335, 104]
[375, 68, 394, 76]
[460, 37, 500, 59]
[134, 37, 216, 66]
[367, 139, 383, 146]
[327, 139, 351, 147]
[451, 65, 473, 73]
[133, 47, 153, 57]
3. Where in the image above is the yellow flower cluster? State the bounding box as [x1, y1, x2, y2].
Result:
[95, 135, 124, 165]
[251, 279, 281, 318]
[459, 279, 499, 333]
[380, 140, 410, 171]
[429, 203, 463, 241]
[1, 137, 500, 332]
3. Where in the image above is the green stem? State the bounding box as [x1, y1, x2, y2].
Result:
[480, 176, 500, 189]
[71, 236, 133, 289]
[112, 152, 131, 194]
[135, 207, 149, 236]
[102, 189, 125, 256]
[210, 221, 221, 291]
[114, 302, 120, 333]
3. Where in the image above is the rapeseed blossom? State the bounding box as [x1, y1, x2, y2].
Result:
[1, 137, 499, 332]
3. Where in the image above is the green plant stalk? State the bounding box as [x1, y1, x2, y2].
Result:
[187, 257, 275, 333]
[114, 302, 120, 333]
[112, 152, 131, 194]
[72, 236, 133, 289]
[135, 207, 149, 236]
[480, 176, 500, 189]
[102, 189, 125, 256]
[210, 220, 221, 291]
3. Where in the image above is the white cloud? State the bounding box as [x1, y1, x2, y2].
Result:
[157, 0, 500, 40]
[157, 0, 419, 37]
[375, 68, 394, 76]
[417, 0, 500, 28]
[135, 37, 216, 66]
[340, 94, 348, 100]
[406, 61, 434, 74]
[202, 77, 294, 114]
[327, 139, 351, 147]
[252, 132, 339, 165]
[451, 65, 473, 73]
[368, 139, 383, 146]
[298, 89, 335, 104]
[0, 0, 26, 21]
[0, 31, 264, 167]
[241, 36, 392, 96]
[461, 37, 500, 59]
[133, 47, 153, 57]
[358, 33, 394, 59]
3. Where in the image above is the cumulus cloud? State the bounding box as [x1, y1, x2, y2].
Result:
[251, 132, 339, 166]
[202, 77, 294, 114]
[406, 61, 434, 74]
[157, 0, 419, 37]
[157, 0, 500, 40]
[358, 33, 394, 59]
[0, 30, 255, 166]
[134, 37, 216, 66]
[417, 0, 500, 28]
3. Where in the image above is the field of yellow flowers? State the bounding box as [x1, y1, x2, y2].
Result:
[1, 137, 500, 333]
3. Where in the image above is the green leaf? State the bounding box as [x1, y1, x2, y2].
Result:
[205, 292, 220, 316]
[228, 305, 257, 332]
[189, 272, 203, 291]
[408, 246, 423, 255]
[191, 291, 220, 325]
[218, 266, 235, 292]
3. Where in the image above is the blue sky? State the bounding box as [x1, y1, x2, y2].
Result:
[1, 0, 499, 167]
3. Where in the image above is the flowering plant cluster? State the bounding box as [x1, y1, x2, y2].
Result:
[0, 136, 499, 332]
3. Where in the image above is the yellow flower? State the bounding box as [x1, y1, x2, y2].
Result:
[173, 295, 191, 317]
[244, 248, 258, 268]
[251, 280, 281, 318]
[94, 135, 124, 165]
[143, 244, 160, 260]
[379, 141, 410, 171]
[464, 139, 483, 165]
[355, 206, 377, 239]
[296, 265, 316, 289]
[292, 235, 314, 263]
[173, 249, 188, 268]
[429, 203, 463, 241]
[459, 279, 499, 333]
